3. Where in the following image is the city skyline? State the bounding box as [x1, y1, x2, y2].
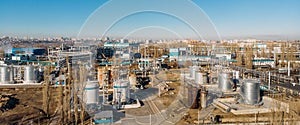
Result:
[0, 0, 299, 40]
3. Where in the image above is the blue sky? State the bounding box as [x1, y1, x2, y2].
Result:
[196, 0, 300, 40]
[0, 0, 299, 40]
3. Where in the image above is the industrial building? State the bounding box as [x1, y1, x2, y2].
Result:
[0, 38, 300, 124]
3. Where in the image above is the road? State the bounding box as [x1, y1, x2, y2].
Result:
[119, 69, 191, 125]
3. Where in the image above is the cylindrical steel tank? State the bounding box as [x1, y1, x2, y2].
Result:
[24, 65, 36, 83]
[195, 72, 208, 84]
[218, 72, 233, 91]
[240, 79, 261, 105]
[191, 66, 199, 79]
[84, 80, 99, 104]
[113, 80, 130, 104]
[195, 72, 202, 84]
[13, 67, 17, 78]
[0, 66, 10, 84]
[9, 66, 14, 83]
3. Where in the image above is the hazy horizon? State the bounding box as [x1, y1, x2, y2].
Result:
[0, 0, 299, 40]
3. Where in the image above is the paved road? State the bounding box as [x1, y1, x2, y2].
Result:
[119, 71, 192, 125]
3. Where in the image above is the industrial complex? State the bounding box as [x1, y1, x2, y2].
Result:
[1, 36, 300, 124]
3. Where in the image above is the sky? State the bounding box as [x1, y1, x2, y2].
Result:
[0, 0, 299, 40]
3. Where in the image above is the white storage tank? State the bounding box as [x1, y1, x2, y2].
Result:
[113, 80, 130, 104]
[13, 67, 18, 78]
[195, 72, 208, 84]
[0, 66, 10, 84]
[9, 66, 14, 83]
[192, 67, 199, 79]
[195, 72, 201, 84]
[24, 65, 36, 83]
[190, 66, 199, 79]
[84, 80, 100, 104]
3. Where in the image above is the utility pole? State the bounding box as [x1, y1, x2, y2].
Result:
[268, 71, 271, 91]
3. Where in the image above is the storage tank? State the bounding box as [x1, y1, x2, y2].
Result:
[195, 72, 208, 84]
[84, 80, 99, 104]
[218, 72, 233, 91]
[9, 66, 14, 83]
[13, 67, 17, 78]
[240, 79, 261, 105]
[191, 66, 199, 79]
[24, 65, 36, 83]
[113, 80, 130, 104]
[0, 66, 10, 84]
[195, 72, 202, 84]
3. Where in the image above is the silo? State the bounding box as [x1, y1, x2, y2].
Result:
[84, 80, 99, 104]
[113, 80, 130, 104]
[24, 65, 36, 83]
[218, 72, 233, 91]
[0, 66, 10, 84]
[240, 79, 261, 105]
